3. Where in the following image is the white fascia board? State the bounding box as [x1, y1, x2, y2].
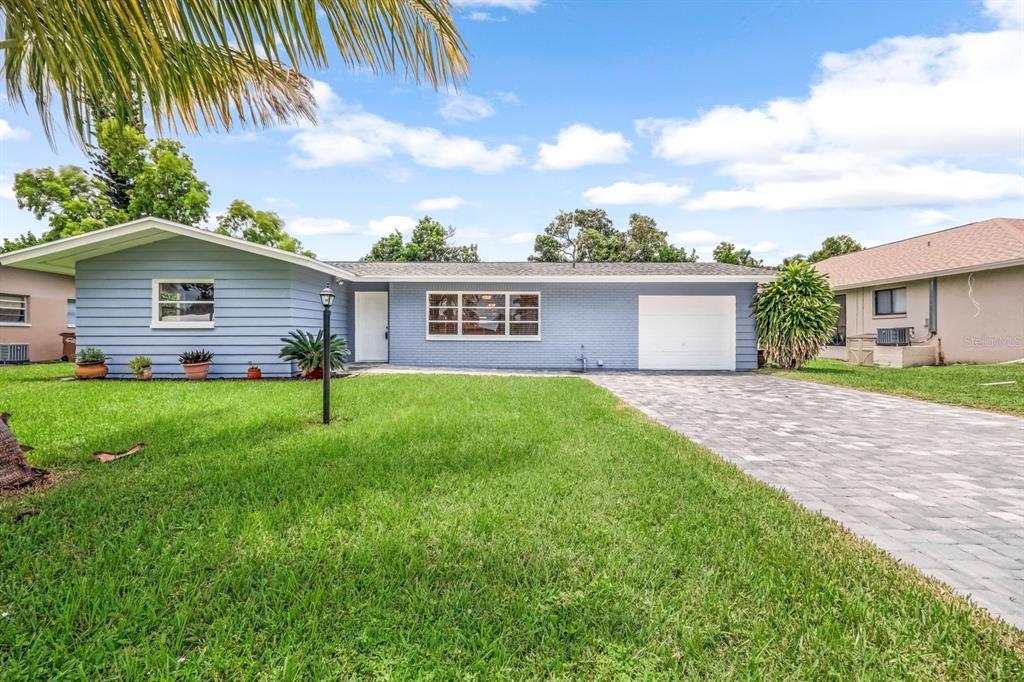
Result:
[0, 216, 358, 280]
[353, 274, 776, 283]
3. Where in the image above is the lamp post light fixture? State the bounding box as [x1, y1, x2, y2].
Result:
[320, 285, 336, 424]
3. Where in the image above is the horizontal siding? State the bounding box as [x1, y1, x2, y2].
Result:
[75, 236, 338, 378]
[389, 281, 758, 371]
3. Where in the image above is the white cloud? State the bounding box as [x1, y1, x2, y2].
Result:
[685, 162, 1024, 211]
[289, 82, 522, 174]
[366, 215, 417, 237]
[642, 20, 1024, 211]
[535, 124, 631, 170]
[911, 209, 955, 227]
[414, 196, 465, 211]
[675, 230, 733, 245]
[458, 0, 541, 11]
[439, 93, 495, 122]
[501, 232, 537, 244]
[0, 176, 15, 200]
[466, 11, 506, 22]
[583, 181, 690, 205]
[290, 112, 522, 173]
[287, 217, 353, 236]
[0, 119, 28, 141]
[983, 0, 1024, 29]
[492, 91, 521, 104]
[746, 240, 780, 254]
[263, 196, 298, 209]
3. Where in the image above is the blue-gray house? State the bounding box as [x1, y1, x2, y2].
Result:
[0, 217, 775, 378]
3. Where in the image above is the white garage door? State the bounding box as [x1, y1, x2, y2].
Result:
[638, 295, 736, 370]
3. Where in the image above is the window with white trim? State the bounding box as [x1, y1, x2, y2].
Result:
[0, 294, 28, 324]
[427, 292, 540, 338]
[153, 280, 215, 327]
[66, 299, 76, 327]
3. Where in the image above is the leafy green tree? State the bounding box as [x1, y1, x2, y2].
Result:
[0, 232, 41, 254]
[529, 210, 695, 263]
[12, 165, 128, 242]
[781, 253, 807, 267]
[126, 140, 210, 226]
[713, 242, 763, 267]
[364, 233, 407, 262]
[624, 214, 697, 262]
[752, 260, 838, 369]
[6, 122, 211, 252]
[215, 200, 312, 257]
[529, 209, 616, 263]
[655, 244, 698, 263]
[807, 235, 863, 263]
[363, 216, 479, 262]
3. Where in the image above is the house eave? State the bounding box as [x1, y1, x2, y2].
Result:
[353, 274, 776, 283]
[827, 258, 1024, 291]
[0, 216, 358, 280]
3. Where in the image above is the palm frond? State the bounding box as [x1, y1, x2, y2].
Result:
[0, 0, 468, 145]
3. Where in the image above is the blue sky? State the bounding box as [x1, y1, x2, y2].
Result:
[2, 0, 1022, 262]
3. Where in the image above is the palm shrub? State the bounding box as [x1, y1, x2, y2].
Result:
[279, 330, 349, 375]
[752, 260, 838, 369]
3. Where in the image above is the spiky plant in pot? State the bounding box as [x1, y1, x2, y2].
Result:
[178, 349, 214, 381]
[279, 330, 349, 378]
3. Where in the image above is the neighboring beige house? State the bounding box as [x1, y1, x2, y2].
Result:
[0, 264, 77, 363]
[814, 218, 1024, 367]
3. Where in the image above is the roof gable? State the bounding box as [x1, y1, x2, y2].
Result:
[814, 218, 1024, 289]
[0, 217, 354, 278]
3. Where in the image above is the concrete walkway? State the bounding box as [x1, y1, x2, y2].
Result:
[588, 372, 1024, 628]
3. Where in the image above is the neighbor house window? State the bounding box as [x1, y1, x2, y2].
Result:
[427, 292, 540, 339]
[66, 299, 76, 327]
[152, 280, 215, 328]
[874, 287, 907, 316]
[0, 294, 28, 325]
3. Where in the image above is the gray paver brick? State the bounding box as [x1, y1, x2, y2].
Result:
[588, 372, 1024, 629]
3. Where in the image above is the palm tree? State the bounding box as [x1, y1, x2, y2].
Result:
[0, 0, 468, 144]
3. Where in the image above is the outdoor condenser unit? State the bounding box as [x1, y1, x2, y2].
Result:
[876, 327, 912, 347]
[0, 343, 30, 364]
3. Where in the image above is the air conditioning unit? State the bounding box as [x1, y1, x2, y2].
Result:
[0, 343, 30, 364]
[876, 327, 913, 347]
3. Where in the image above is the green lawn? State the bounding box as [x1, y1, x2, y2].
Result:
[762, 359, 1024, 415]
[1, 364, 1021, 679]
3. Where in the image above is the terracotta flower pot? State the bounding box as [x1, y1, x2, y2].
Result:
[135, 367, 153, 381]
[247, 367, 262, 380]
[182, 362, 211, 381]
[75, 362, 108, 380]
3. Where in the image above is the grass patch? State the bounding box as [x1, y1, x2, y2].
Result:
[1, 363, 1022, 678]
[762, 359, 1024, 415]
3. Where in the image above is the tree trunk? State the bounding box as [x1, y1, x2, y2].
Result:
[0, 413, 47, 491]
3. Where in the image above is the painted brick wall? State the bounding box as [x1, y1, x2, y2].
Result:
[388, 281, 758, 370]
[76, 236, 343, 378]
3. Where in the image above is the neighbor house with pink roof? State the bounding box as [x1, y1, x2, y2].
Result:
[813, 218, 1024, 367]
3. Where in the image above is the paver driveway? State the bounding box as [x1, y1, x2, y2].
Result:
[588, 372, 1024, 628]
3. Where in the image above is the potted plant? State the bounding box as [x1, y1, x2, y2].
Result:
[247, 362, 262, 380]
[75, 347, 108, 380]
[178, 349, 214, 381]
[128, 356, 153, 380]
[278, 330, 349, 379]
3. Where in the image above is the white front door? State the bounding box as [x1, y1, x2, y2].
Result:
[355, 291, 389, 362]
[638, 295, 736, 370]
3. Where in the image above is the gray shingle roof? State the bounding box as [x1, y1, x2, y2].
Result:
[328, 261, 777, 278]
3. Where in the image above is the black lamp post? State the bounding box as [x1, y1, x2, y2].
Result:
[320, 285, 336, 424]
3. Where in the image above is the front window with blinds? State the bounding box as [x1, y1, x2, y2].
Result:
[427, 292, 540, 339]
[0, 294, 28, 324]
[152, 280, 215, 328]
